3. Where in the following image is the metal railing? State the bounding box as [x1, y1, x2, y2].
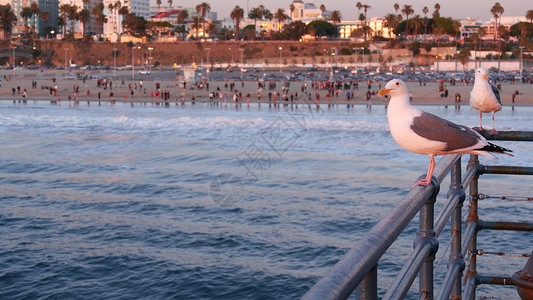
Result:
[303, 130, 533, 300]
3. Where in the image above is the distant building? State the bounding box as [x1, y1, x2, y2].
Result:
[57, 0, 100, 37]
[10, 0, 59, 37]
[337, 17, 394, 40]
[147, 6, 218, 39]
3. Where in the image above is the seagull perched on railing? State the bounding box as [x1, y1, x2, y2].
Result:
[470, 67, 502, 135]
[378, 79, 512, 188]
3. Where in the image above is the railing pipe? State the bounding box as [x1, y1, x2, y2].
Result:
[477, 220, 533, 231]
[477, 275, 515, 286]
[465, 155, 481, 300]
[449, 159, 465, 299]
[436, 262, 463, 300]
[461, 222, 477, 257]
[382, 242, 434, 300]
[478, 130, 533, 141]
[462, 276, 477, 300]
[353, 264, 377, 300]
[302, 185, 437, 300]
[461, 165, 478, 191]
[418, 177, 439, 300]
[482, 165, 533, 175]
[302, 156, 460, 300]
[434, 191, 461, 237]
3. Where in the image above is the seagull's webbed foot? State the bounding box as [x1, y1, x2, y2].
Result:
[412, 178, 431, 189]
[487, 128, 499, 135]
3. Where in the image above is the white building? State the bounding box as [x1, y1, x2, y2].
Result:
[285, 0, 326, 23]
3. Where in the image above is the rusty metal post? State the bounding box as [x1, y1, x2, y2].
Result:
[354, 264, 377, 300]
[449, 159, 466, 299]
[418, 177, 440, 300]
[464, 155, 481, 300]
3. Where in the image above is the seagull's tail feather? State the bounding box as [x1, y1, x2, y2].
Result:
[476, 142, 514, 160]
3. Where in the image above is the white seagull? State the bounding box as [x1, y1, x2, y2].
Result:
[378, 79, 512, 187]
[470, 67, 502, 135]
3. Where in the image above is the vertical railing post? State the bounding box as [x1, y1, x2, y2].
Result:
[464, 155, 480, 300]
[354, 264, 377, 300]
[417, 179, 440, 300]
[448, 159, 466, 299]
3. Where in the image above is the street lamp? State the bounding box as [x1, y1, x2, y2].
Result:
[520, 46, 525, 82]
[148, 47, 153, 73]
[205, 48, 211, 80]
[279, 46, 282, 73]
[11, 47, 15, 78]
[330, 50, 335, 79]
[240, 48, 244, 79]
[64, 48, 69, 75]
[113, 48, 117, 77]
[131, 45, 140, 80]
[361, 47, 365, 71]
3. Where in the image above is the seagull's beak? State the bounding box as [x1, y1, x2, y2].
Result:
[483, 74, 489, 80]
[378, 88, 391, 96]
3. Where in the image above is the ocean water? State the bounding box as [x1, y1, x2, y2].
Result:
[0, 101, 532, 299]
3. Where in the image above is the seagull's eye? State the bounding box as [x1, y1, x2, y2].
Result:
[395, 82, 399, 85]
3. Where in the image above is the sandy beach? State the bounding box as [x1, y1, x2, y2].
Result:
[1, 69, 532, 106]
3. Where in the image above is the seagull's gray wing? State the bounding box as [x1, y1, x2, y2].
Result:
[490, 84, 501, 105]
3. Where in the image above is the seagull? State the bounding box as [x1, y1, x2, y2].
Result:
[378, 79, 512, 188]
[470, 67, 502, 135]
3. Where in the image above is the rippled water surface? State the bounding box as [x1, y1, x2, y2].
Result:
[1, 101, 532, 299]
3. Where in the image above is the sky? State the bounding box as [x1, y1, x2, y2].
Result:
[152, 0, 527, 22]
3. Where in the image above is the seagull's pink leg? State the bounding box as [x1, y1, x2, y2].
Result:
[473, 112, 484, 131]
[413, 155, 436, 188]
[487, 111, 498, 135]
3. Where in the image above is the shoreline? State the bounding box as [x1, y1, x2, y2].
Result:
[1, 70, 532, 106]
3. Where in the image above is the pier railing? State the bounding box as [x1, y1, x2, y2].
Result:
[303, 130, 533, 300]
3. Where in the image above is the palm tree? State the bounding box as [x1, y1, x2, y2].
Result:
[383, 13, 398, 41]
[320, 4, 326, 12]
[249, 7, 263, 40]
[39, 11, 50, 37]
[422, 7, 429, 35]
[433, 3, 440, 18]
[230, 5, 244, 40]
[177, 9, 188, 39]
[273, 8, 287, 32]
[196, 2, 211, 39]
[422, 6, 428, 17]
[118, 6, 129, 32]
[167, 0, 172, 10]
[21, 7, 34, 36]
[527, 10, 533, 23]
[67, 4, 79, 35]
[356, 2, 362, 18]
[490, 2, 504, 40]
[108, 3, 116, 33]
[156, 0, 161, 12]
[78, 8, 90, 36]
[362, 4, 371, 40]
[289, 3, 295, 18]
[92, 3, 106, 34]
[0, 4, 17, 39]
[457, 47, 470, 71]
[401, 4, 414, 39]
[330, 10, 341, 38]
[362, 4, 371, 24]
[393, 3, 399, 14]
[30, 2, 40, 37]
[411, 15, 421, 40]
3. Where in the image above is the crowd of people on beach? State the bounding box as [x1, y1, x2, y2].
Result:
[3, 70, 532, 106]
